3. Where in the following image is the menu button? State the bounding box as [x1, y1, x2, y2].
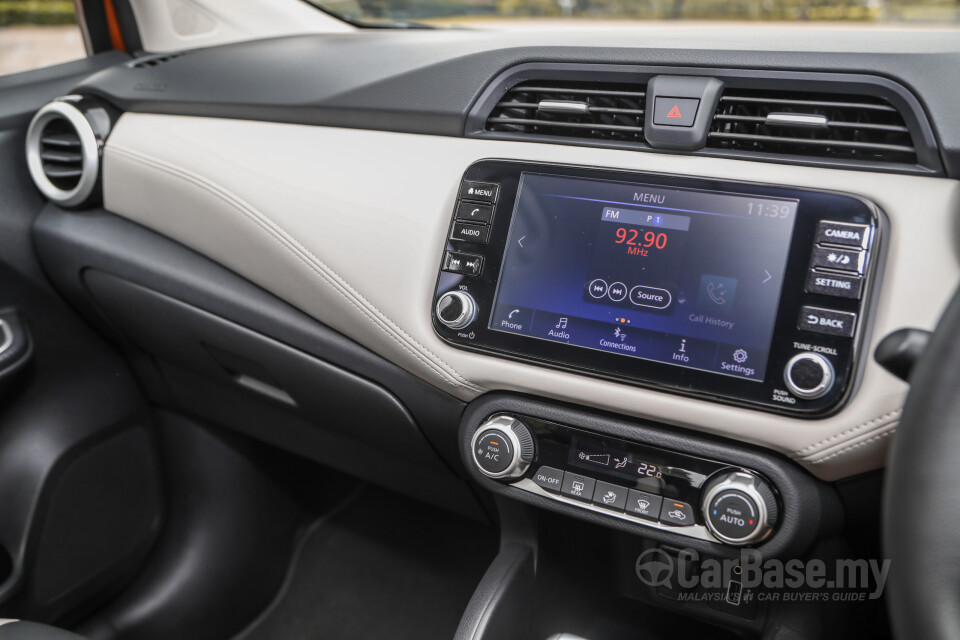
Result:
[459, 181, 499, 204]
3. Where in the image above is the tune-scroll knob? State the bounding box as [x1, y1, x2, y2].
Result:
[784, 352, 835, 399]
[701, 471, 779, 545]
[436, 291, 477, 330]
[471, 415, 535, 480]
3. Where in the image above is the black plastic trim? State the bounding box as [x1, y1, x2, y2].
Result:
[460, 393, 839, 560]
[468, 63, 944, 176]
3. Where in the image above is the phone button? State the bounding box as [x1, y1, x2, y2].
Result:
[490, 304, 533, 335]
[455, 201, 494, 225]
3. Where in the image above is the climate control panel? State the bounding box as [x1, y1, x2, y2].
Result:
[469, 412, 781, 546]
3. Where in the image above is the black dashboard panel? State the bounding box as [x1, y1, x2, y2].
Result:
[72, 30, 960, 175]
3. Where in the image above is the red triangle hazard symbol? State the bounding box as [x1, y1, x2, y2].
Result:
[666, 105, 683, 118]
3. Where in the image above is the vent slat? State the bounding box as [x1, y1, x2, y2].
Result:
[42, 166, 83, 179]
[486, 80, 647, 145]
[719, 95, 897, 112]
[713, 114, 909, 133]
[709, 88, 917, 165]
[488, 117, 644, 134]
[40, 133, 82, 148]
[508, 86, 646, 98]
[40, 150, 83, 163]
[708, 132, 915, 154]
[494, 102, 645, 116]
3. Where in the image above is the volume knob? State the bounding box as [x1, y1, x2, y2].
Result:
[471, 415, 535, 480]
[436, 291, 477, 330]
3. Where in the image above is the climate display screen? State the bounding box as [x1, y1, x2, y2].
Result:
[489, 173, 799, 382]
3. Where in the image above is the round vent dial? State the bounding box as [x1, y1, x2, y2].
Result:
[26, 96, 113, 209]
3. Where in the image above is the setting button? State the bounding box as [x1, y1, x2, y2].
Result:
[532, 466, 564, 493]
[626, 490, 663, 520]
[560, 472, 596, 502]
[591, 481, 628, 512]
[459, 181, 499, 204]
[810, 246, 864, 274]
[799, 306, 857, 338]
[450, 221, 491, 245]
[815, 220, 870, 249]
[659, 499, 696, 526]
[805, 270, 863, 299]
[455, 201, 494, 225]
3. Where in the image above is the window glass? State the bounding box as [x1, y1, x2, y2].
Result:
[0, 1, 86, 76]
[308, 0, 960, 28]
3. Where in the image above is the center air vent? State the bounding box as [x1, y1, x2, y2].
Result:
[26, 96, 112, 208]
[130, 52, 186, 69]
[708, 89, 917, 165]
[485, 81, 647, 144]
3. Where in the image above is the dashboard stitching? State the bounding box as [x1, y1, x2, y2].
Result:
[107, 145, 485, 394]
[792, 409, 902, 455]
[806, 427, 895, 464]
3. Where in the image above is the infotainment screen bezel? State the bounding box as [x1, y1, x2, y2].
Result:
[432, 160, 883, 417]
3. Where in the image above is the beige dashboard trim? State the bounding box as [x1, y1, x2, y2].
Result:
[102, 114, 960, 481]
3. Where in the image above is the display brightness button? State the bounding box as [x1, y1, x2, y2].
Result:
[810, 246, 864, 274]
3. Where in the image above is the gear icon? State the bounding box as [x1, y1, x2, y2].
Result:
[733, 348, 748, 364]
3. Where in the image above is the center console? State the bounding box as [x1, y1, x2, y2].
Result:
[460, 394, 835, 557]
[433, 161, 882, 416]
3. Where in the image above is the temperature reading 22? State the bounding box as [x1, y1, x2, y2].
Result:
[615, 227, 668, 249]
[637, 462, 664, 479]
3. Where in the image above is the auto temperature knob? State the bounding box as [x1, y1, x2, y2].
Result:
[471, 415, 535, 480]
[701, 470, 778, 545]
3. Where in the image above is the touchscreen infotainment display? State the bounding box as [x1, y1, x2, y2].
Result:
[489, 173, 799, 382]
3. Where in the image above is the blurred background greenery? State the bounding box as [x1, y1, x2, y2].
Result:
[0, 0, 76, 26]
[315, 0, 960, 24]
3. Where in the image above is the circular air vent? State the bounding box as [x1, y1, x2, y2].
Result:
[26, 97, 104, 208]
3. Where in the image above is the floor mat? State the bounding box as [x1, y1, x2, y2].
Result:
[235, 485, 497, 640]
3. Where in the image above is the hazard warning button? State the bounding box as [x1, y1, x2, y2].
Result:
[653, 97, 700, 127]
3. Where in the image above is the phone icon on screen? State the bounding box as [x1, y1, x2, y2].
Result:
[707, 281, 728, 305]
[698, 275, 738, 314]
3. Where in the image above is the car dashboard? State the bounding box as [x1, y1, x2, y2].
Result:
[9, 22, 960, 639]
